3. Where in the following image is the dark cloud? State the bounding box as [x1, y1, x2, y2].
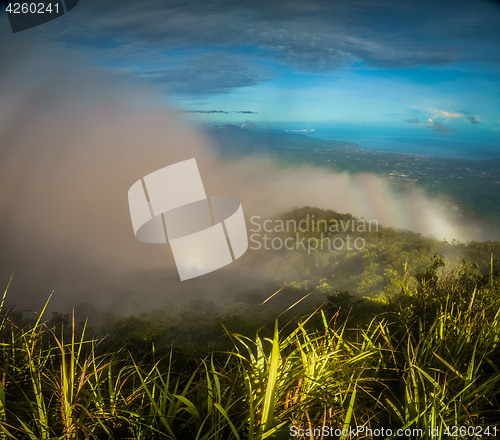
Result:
[13, 0, 498, 92]
[455, 110, 481, 124]
[133, 52, 272, 97]
[354, 42, 459, 68]
[256, 29, 355, 72]
[186, 110, 258, 114]
[187, 110, 230, 114]
[467, 115, 480, 124]
[405, 118, 422, 124]
[428, 121, 456, 134]
[455, 111, 481, 124]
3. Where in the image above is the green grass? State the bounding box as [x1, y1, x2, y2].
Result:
[0, 258, 499, 439]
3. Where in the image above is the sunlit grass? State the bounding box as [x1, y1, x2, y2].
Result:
[0, 258, 499, 439]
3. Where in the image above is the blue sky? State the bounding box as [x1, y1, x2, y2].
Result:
[1, 0, 499, 138]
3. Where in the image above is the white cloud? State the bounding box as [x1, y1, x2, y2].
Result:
[430, 107, 462, 119]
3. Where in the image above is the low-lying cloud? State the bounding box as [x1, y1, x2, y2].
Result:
[0, 40, 489, 314]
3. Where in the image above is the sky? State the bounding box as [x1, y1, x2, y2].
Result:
[1, 0, 499, 136]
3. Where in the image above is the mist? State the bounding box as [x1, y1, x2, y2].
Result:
[0, 38, 486, 315]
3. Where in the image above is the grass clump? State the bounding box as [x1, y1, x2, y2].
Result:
[0, 255, 499, 439]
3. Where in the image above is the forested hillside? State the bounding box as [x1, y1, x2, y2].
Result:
[1, 206, 499, 439]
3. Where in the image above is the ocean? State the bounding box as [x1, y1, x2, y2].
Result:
[274, 123, 500, 161]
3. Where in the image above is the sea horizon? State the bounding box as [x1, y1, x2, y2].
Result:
[219, 122, 500, 161]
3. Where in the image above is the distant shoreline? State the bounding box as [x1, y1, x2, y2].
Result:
[207, 123, 500, 161]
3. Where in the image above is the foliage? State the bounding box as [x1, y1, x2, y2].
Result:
[1, 251, 500, 439]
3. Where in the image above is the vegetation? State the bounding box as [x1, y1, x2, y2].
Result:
[1, 251, 500, 439]
[1, 207, 500, 439]
[248, 206, 500, 302]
